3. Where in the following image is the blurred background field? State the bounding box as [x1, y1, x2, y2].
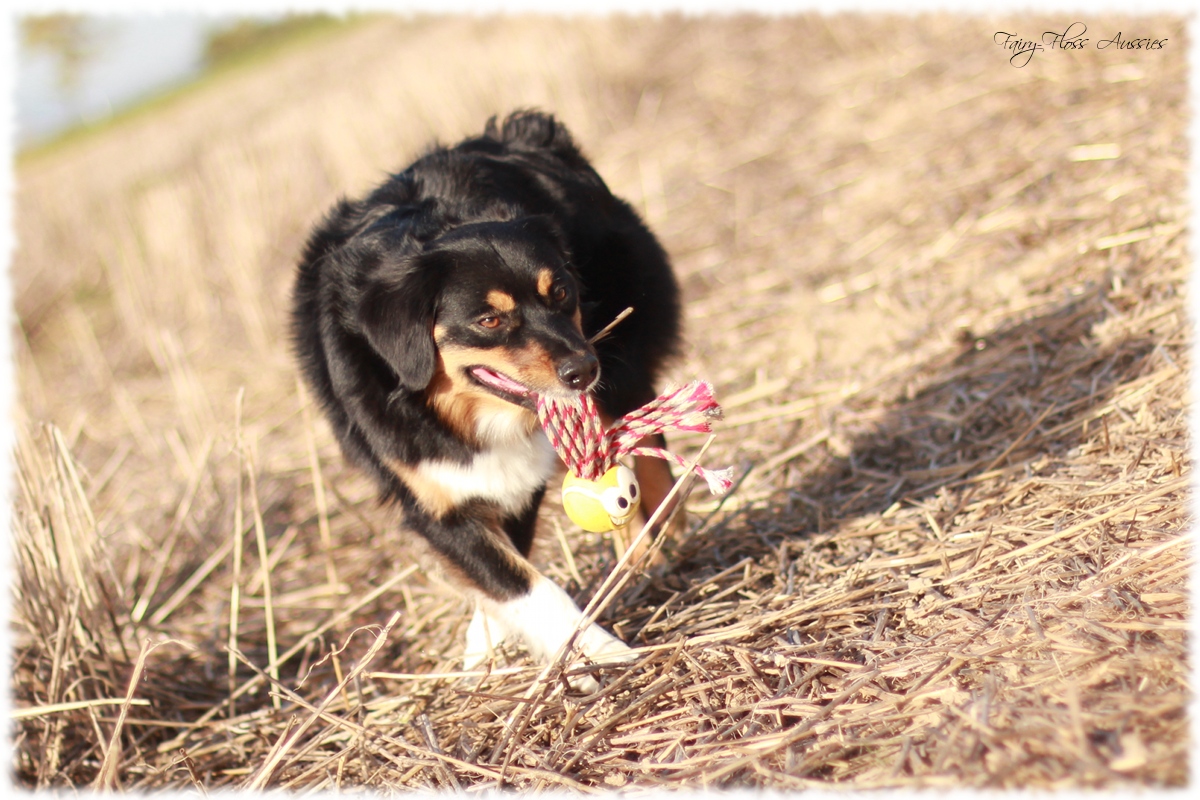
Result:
[17, 14, 355, 148]
[9, 12, 1190, 790]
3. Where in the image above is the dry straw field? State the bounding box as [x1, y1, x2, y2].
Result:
[9, 13, 1191, 791]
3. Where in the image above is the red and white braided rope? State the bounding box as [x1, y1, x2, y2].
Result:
[537, 380, 734, 495]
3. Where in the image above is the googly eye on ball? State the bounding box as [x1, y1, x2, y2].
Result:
[561, 464, 641, 532]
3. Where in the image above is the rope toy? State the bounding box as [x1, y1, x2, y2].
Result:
[537, 381, 734, 535]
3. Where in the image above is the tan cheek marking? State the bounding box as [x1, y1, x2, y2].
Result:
[486, 290, 516, 313]
[444, 341, 557, 394]
[438, 345, 517, 386]
[427, 347, 539, 441]
[384, 458, 455, 518]
[425, 351, 480, 442]
[572, 307, 583, 334]
[493, 343, 562, 392]
[536, 269, 554, 298]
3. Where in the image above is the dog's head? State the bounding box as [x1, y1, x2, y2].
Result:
[358, 215, 597, 442]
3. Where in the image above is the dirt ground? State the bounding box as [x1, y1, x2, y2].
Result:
[9, 13, 1191, 790]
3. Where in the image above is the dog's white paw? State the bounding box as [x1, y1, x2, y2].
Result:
[563, 622, 636, 693]
[477, 576, 634, 692]
[462, 606, 507, 671]
[575, 622, 635, 662]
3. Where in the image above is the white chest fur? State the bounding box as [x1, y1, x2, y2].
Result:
[415, 426, 557, 515]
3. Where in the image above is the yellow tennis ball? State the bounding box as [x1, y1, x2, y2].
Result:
[561, 464, 641, 532]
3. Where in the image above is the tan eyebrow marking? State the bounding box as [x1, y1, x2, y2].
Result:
[486, 290, 516, 312]
[536, 269, 554, 298]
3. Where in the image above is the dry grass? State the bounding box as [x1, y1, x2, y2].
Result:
[9, 13, 1190, 790]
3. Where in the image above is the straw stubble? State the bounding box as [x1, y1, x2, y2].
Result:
[10, 12, 1189, 791]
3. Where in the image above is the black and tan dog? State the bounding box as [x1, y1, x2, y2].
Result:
[291, 111, 680, 683]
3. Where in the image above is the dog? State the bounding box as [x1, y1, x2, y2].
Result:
[291, 111, 681, 685]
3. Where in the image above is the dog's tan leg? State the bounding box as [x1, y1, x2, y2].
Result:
[631, 453, 683, 561]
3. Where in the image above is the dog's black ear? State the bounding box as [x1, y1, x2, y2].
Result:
[358, 256, 440, 392]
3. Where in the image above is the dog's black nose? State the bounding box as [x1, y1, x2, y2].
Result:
[557, 353, 599, 390]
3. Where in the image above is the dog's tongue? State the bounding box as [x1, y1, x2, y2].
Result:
[471, 367, 530, 396]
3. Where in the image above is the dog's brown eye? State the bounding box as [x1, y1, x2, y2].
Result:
[552, 286, 568, 303]
[478, 316, 502, 329]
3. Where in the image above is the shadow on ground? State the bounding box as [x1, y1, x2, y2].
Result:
[621, 278, 1162, 634]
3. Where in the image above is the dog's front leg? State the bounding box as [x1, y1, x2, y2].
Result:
[413, 504, 632, 690]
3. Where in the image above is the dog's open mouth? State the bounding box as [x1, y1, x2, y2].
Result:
[468, 366, 538, 409]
